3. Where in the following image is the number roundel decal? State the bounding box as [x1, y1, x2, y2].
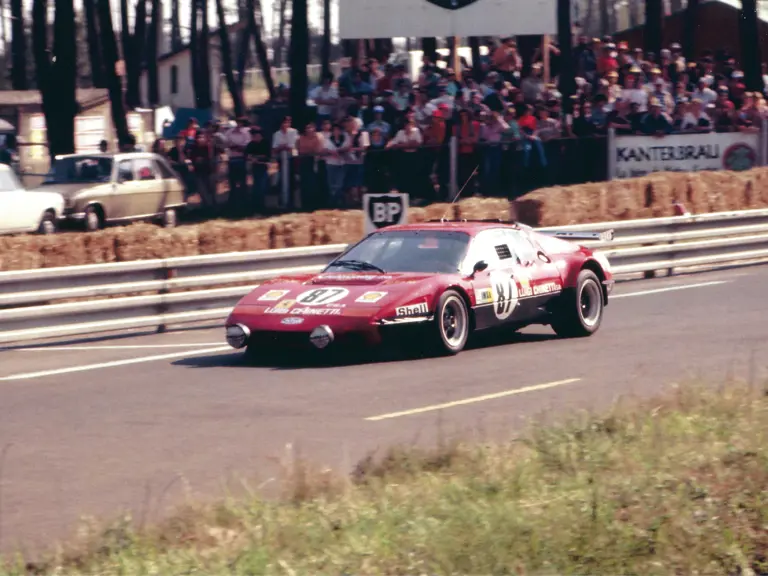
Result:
[295, 287, 350, 306]
[490, 271, 518, 320]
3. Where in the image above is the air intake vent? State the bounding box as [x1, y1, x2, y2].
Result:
[495, 244, 512, 260]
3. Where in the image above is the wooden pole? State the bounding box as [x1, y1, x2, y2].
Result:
[453, 36, 461, 81]
[542, 34, 551, 83]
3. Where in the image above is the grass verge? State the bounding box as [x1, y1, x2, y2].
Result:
[3, 382, 768, 575]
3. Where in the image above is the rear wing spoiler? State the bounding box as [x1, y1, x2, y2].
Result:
[539, 229, 615, 242]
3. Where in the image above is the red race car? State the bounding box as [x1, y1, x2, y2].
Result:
[224, 220, 614, 358]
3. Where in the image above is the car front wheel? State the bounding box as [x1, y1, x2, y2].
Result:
[551, 269, 604, 338]
[429, 290, 470, 356]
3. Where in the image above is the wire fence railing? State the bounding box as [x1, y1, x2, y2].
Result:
[12, 124, 766, 218]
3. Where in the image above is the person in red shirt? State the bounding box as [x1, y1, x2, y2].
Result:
[597, 43, 619, 76]
[516, 104, 538, 133]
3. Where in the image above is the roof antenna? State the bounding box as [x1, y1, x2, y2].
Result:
[440, 165, 479, 222]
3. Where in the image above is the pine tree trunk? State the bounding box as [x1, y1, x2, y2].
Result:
[171, 0, 182, 50]
[215, 0, 244, 116]
[97, 0, 131, 146]
[10, 0, 27, 90]
[289, 0, 308, 127]
[558, 0, 576, 115]
[644, 0, 663, 58]
[146, 0, 160, 105]
[191, 0, 200, 106]
[599, 0, 609, 35]
[740, 0, 763, 93]
[84, 0, 105, 88]
[32, 0, 77, 159]
[683, 0, 699, 62]
[321, 0, 331, 77]
[199, 0, 212, 108]
[275, 0, 288, 67]
[125, 0, 146, 109]
[246, 0, 275, 100]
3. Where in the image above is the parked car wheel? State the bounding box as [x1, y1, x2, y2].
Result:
[162, 208, 177, 228]
[551, 269, 604, 338]
[429, 290, 470, 356]
[37, 210, 57, 235]
[85, 206, 103, 232]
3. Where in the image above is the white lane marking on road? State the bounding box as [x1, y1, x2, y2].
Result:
[613, 280, 729, 299]
[16, 344, 224, 351]
[0, 346, 232, 382]
[365, 378, 582, 421]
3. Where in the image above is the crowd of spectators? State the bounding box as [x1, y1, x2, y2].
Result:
[155, 35, 768, 216]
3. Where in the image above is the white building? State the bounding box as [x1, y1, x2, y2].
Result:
[140, 22, 245, 113]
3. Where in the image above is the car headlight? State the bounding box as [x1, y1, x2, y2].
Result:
[309, 325, 334, 349]
[226, 324, 250, 349]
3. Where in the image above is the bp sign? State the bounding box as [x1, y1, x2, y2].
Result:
[363, 193, 409, 235]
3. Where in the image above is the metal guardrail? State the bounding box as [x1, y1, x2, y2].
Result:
[2, 209, 768, 345]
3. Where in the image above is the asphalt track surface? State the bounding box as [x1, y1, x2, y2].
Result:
[1, 265, 768, 555]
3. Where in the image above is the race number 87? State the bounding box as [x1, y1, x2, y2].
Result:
[296, 288, 348, 305]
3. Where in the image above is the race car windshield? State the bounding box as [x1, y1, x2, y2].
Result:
[325, 230, 471, 274]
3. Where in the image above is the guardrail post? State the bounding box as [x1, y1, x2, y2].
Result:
[280, 150, 290, 209]
[157, 261, 173, 333]
[666, 221, 678, 277]
[449, 135, 458, 201]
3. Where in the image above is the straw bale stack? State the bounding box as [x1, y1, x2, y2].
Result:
[457, 197, 511, 221]
[5, 167, 768, 271]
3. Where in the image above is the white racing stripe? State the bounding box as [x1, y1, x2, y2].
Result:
[612, 280, 729, 299]
[0, 346, 232, 382]
[16, 344, 223, 351]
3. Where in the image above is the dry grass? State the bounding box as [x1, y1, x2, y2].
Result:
[2, 381, 767, 575]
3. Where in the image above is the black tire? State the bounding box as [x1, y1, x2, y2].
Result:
[551, 269, 604, 338]
[85, 205, 102, 232]
[428, 290, 470, 356]
[37, 210, 56, 235]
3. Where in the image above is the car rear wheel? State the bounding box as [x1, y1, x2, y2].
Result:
[551, 269, 604, 338]
[429, 290, 469, 356]
[37, 210, 56, 235]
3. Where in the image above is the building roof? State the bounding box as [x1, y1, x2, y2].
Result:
[0, 88, 109, 109]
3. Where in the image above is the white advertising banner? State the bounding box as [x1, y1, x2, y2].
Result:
[338, 0, 556, 40]
[610, 132, 760, 179]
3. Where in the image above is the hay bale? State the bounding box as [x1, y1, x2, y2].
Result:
[83, 230, 118, 265]
[621, 175, 676, 220]
[39, 233, 88, 268]
[457, 197, 510, 221]
[744, 167, 768, 208]
[272, 214, 313, 248]
[0, 236, 45, 270]
[237, 219, 275, 251]
[408, 207, 427, 223]
[198, 220, 247, 254]
[423, 203, 457, 221]
[114, 224, 173, 262]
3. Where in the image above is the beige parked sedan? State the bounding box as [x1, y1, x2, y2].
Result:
[32, 152, 186, 231]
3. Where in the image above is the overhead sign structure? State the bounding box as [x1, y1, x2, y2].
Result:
[338, 0, 556, 40]
[363, 193, 409, 235]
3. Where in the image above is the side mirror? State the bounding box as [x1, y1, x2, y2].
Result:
[469, 260, 488, 278]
